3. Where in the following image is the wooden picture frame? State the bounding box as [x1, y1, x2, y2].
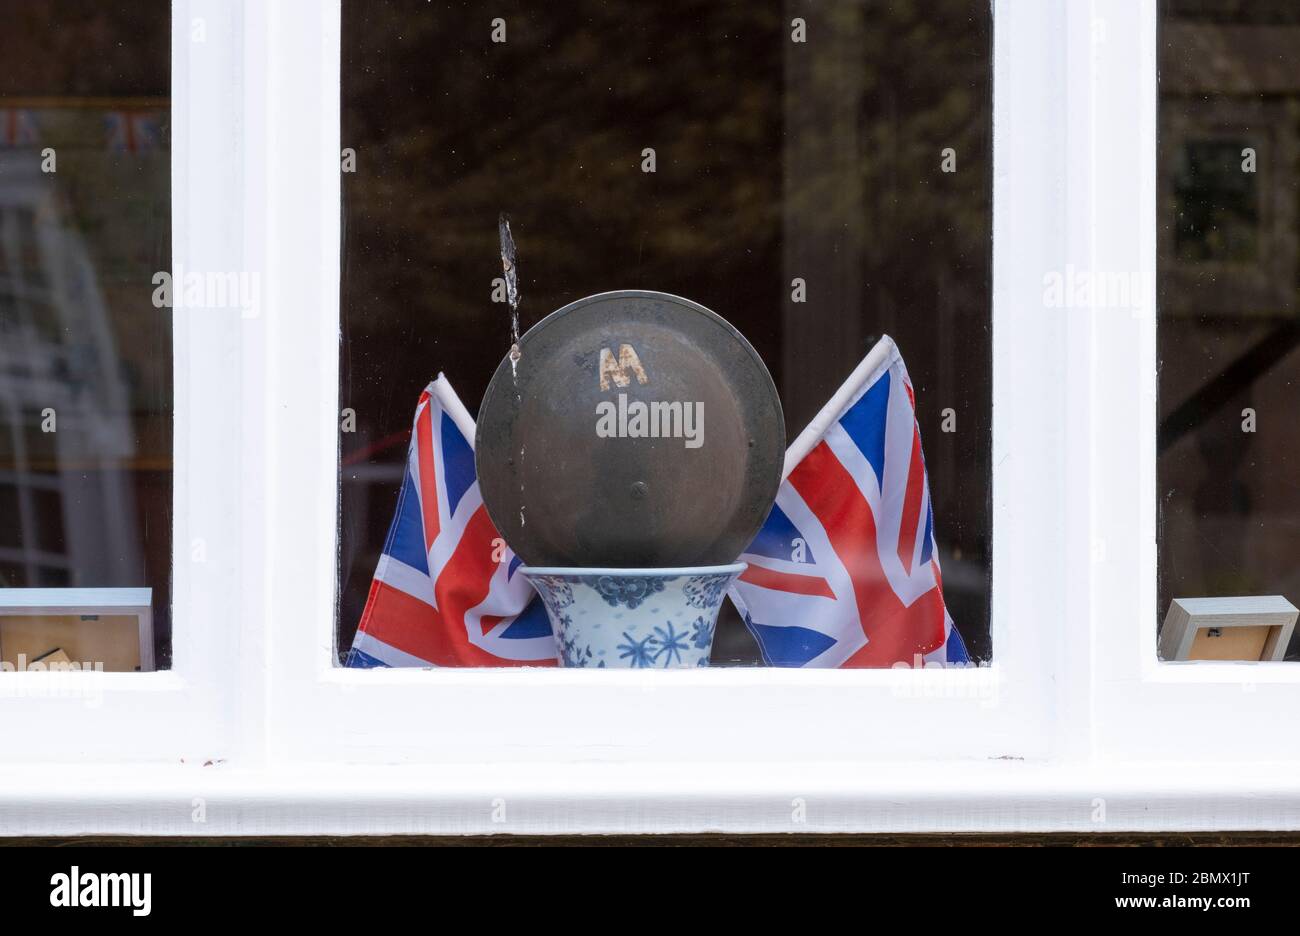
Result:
[1159, 596, 1298, 662]
[0, 588, 154, 673]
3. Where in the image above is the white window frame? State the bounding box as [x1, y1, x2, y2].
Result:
[0, 0, 248, 767]
[2, 0, 1298, 837]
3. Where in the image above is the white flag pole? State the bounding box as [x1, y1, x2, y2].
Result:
[781, 334, 898, 479]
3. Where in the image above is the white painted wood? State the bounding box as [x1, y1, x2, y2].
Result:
[251, 0, 1296, 818]
[249, 0, 1075, 774]
[1, 760, 1299, 836]
[0, 0, 246, 763]
[3, 0, 1298, 836]
[1086, 0, 1300, 764]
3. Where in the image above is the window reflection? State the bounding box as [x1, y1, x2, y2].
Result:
[0, 1, 171, 671]
[1158, 0, 1300, 659]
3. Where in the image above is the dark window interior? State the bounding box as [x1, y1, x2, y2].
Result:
[1159, 0, 1300, 658]
[0, 0, 171, 668]
[338, 0, 992, 664]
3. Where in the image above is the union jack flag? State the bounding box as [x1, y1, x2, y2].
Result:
[105, 111, 161, 154]
[346, 376, 557, 668]
[0, 109, 39, 146]
[728, 336, 969, 667]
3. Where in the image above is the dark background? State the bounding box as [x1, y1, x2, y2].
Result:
[337, 0, 993, 663]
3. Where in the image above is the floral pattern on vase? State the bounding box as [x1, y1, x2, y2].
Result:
[592, 575, 667, 610]
[523, 565, 745, 668]
[683, 573, 731, 610]
[689, 615, 715, 650]
[530, 575, 575, 613]
[558, 633, 603, 668]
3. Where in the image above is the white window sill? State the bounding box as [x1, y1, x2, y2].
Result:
[2, 760, 1297, 837]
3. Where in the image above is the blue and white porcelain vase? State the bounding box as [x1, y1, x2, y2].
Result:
[521, 564, 746, 668]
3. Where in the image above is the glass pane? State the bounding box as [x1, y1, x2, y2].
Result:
[0, 0, 171, 672]
[338, 1, 991, 668]
[1157, 0, 1300, 660]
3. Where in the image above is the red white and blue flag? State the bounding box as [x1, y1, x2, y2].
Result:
[0, 109, 39, 146]
[105, 111, 161, 155]
[728, 336, 968, 668]
[346, 376, 557, 668]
